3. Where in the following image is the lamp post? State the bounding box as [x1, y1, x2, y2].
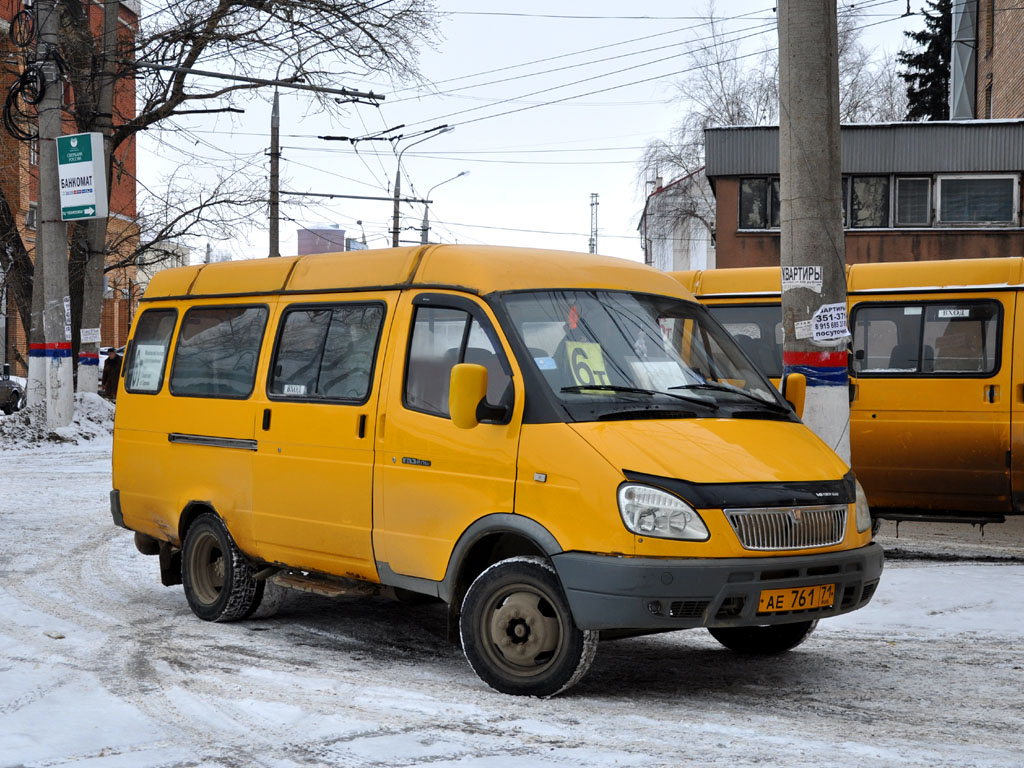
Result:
[392, 125, 454, 247]
[420, 171, 469, 245]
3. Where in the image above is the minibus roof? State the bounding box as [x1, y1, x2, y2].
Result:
[143, 244, 696, 302]
[674, 257, 1024, 298]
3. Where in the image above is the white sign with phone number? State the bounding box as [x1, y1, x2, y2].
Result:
[811, 302, 850, 342]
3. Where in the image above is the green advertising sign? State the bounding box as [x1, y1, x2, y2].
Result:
[56, 133, 107, 221]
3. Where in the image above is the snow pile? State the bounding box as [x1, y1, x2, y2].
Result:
[0, 393, 114, 448]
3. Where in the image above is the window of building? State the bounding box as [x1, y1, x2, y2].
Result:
[169, 305, 268, 398]
[738, 177, 780, 230]
[404, 305, 511, 419]
[984, 82, 993, 119]
[851, 300, 1000, 377]
[25, 203, 37, 230]
[29, 139, 38, 166]
[269, 303, 384, 402]
[936, 175, 1017, 225]
[125, 309, 177, 394]
[895, 177, 931, 226]
[850, 176, 890, 228]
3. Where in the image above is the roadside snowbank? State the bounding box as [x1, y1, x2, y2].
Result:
[0, 393, 114, 448]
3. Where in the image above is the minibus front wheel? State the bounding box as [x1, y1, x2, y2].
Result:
[707, 620, 817, 655]
[181, 513, 264, 622]
[460, 556, 599, 697]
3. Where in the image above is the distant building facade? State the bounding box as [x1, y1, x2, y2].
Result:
[638, 171, 716, 272]
[705, 121, 1024, 269]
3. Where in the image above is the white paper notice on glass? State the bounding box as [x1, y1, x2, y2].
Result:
[128, 344, 166, 391]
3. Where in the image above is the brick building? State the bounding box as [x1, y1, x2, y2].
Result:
[955, 0, 1024, 119]
[0, 0, 138, 375]
[705, 121, 1024, 269]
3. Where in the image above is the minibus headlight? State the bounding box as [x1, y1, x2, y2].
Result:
[855, 480, 872, 534]
[617, 484, 709, 541]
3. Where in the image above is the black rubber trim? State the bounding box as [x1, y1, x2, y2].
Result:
[168, 433, 259, 451]
[622, 469, 857, 509]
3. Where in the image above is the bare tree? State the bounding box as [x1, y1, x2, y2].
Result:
[639, 2, 905, 257]
[2, 0, 439, 390]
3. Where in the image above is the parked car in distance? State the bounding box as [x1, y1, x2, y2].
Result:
[1, 363, 24, 415]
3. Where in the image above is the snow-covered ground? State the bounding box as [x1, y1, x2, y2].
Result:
[2, 404, 1023, 767]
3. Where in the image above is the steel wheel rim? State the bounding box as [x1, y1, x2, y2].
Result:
[479, 583, 563, 678]
[189, 530, 225, 605]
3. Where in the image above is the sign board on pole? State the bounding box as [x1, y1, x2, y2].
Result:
[57, 133, 108, 221]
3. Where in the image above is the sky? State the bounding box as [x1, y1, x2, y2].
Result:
[136, 1, 932, 264]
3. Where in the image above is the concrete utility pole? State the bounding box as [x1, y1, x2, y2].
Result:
[78, 0, 120, 394]
[588, 193, 599, 254]
[36, 0, 74, 426]
[777, 0, 850, 461]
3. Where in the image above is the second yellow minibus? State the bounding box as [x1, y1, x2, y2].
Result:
[676, 257, 1024, 526]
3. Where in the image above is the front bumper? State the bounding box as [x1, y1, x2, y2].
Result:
[552, 542, 883, 631]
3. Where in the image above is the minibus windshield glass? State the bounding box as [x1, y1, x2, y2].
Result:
[502, 291, 788, 420]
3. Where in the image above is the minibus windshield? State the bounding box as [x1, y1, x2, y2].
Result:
[502, 290, 789, 420]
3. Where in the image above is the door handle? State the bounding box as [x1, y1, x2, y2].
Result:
[262, 408, 272, 431]
[986, 385, 998, 404]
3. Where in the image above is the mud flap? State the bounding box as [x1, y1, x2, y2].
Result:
[158, 541, 182, 587]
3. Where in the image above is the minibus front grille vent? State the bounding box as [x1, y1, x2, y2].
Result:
[725, 506, 847, 551]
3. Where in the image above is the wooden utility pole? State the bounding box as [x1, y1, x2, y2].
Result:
[36, 0, 74, 426]
[777, 0, 850, 461]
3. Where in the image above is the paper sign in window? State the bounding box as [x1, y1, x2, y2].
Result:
[128, 344, 166, 392]
[565, 342, 609, 386]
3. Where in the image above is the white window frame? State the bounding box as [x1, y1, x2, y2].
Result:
[934, 174, 1020, 227]
[894, 177, 932, 227]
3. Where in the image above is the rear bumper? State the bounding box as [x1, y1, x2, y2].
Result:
[552, 542, 884, 631]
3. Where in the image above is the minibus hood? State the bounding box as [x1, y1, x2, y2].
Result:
[570, 418, 849, 486]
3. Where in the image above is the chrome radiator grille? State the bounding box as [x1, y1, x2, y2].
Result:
[725, 505, 847, 551]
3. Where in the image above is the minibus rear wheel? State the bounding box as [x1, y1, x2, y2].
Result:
[459, 556, 598, 697]
[707, 620, 817, 655]
[181, 513, 264, 622]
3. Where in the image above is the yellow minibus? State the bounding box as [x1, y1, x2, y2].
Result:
[676, 257, 1024, 526]
[110, 245, 881, 696]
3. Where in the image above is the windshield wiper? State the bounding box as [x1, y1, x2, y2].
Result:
[669, 382, 790, 413]
[561, 384, 718, 410]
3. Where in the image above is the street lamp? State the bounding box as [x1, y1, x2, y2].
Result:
[392, 125, 454, 247]
[421, 171, 469, 245]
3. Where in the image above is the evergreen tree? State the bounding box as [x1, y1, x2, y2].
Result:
[897, 0, 952, 120]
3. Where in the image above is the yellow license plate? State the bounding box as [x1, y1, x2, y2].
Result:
[758, 584, 836, 613]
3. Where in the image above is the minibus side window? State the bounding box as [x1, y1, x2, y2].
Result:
[708, 305, 783, 378]
[124, 309, 177, 394]
[169, 306, 268, 398]
[268, 303, 384, 402]
[852, 300, 1000, 377]
[404, 306, 511, 418]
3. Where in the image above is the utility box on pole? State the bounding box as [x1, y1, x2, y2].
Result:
[777, 0, 850, 462]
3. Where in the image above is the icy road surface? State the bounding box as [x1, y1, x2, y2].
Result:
[2, 428, 1023, 766]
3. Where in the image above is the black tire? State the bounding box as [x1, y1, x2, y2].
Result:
[181, 513, 263, 622]
[708, 619, 818, 655]
[459, 556, 598, 697]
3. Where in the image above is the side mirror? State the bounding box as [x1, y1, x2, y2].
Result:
[449, 363, 488, 429]
[781, 372, 806, 419]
